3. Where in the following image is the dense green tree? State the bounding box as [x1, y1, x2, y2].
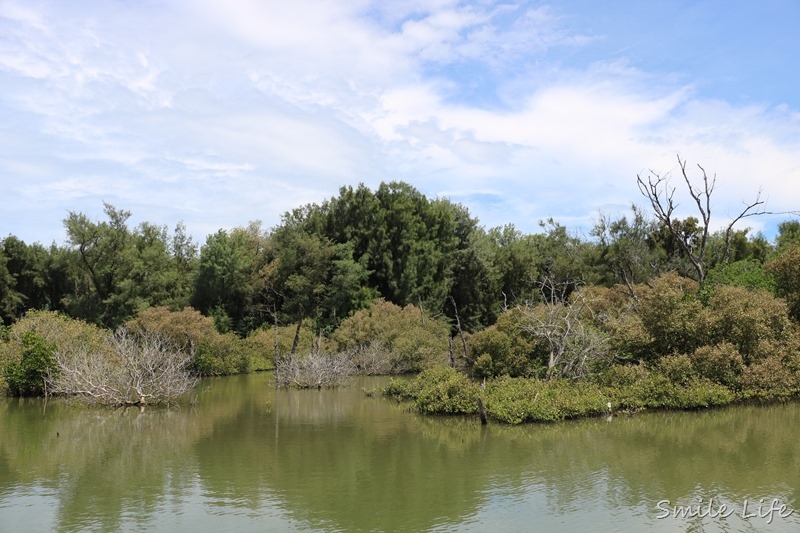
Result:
[0, 237, 75, 323]
[322, 242, 377, 330]
[448, 227, 501, 332]
[701, 259, 775, 301]
[533, 219, 594, 302]
[765, 244, 800, 321]
[170, 221, 198, 308]
[63, 203, 136, 326]
[0, 248, 23, 325]
[591, 206, 659, 293]
[267, 225, 335, 331]
[486, 224, 539, 306]
[775, 220, 800, 251]
[367, 182, 458, 310]
[1, 237, 50, 314]
[3, 331, 57, 396]
[64, 204, 196, 328]
[192, 223, 270, 334]
[274, 182, 473, 322]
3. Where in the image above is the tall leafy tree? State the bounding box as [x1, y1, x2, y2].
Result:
[765, 244, 800, 322]
[368, 182, 459, 311]
[776, 220, 800, 251]
[487, 224, 539, 306]
[192, 222, 270, 334]
[591, 206, 659, 294]
[322, 242, 377, 330]
[64, 203, 136, 326]
[63, 203, 187, 327]
[278, 181, 472, 317]
[171, 221, 198, 308]
[0, 247, 23, 324]
[0, 237, 52, 315]
[266, 224, 335, 331]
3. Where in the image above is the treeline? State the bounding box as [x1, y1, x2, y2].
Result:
[3, 181, 797, 337]
[4, 175, 800, 415]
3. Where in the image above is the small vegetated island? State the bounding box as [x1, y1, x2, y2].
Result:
[2, 156, 800, 423]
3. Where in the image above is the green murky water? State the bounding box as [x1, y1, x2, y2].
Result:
[1, 373, 798, 532]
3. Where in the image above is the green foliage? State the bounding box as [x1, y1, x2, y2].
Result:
[0, 311, 106, 394]
[700, 259, 775, 302]
[534, 218, 595, 295]
[210, 306, 232, 334]
[591, 205, 658, 288]
[3, 331, 57, 396]
[582, 285, 652, 362]
[125, 306, 250, 376]
[704, 285, 790, 362]
[595, 364, 735, 411]
[448, 227, 502, 331]
[655, 354, 697, 386]
[472, 353, 494, 379]
[484, 377, 550, 424]
[291, 182, 465, 315]
[484, 377, 609, 424]
[413, 367, 481, 415]
[592, 363, 649, 388]
[383, 367, 480, 415]
[322, 242, 378, 329]
[242, 327, 285, 371]
[775, 220, 800, 251]
[485, 224, 539, 306]
[1, 310, 107, 358]
[192, 223, 270, 335]
[63, 204, 195, 328]
[0, 248, 22, 324]
[690, 343, 744, 388]
[332, 300, 449, 372]
[636, 273, 706, 358]
[622, 374, 736, 410]
[387, 362, 744, 425]
[126, 306, 216, 350]
[189, 335, 250, 376]
[0, 237, 57, 323]
[765, 244, 800, 322]
[738, 355, 799, 401]
[466, 308, 544, 378]
[242, 320, 321, 371]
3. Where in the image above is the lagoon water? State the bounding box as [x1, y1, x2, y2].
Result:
[1, 373, 799, 532]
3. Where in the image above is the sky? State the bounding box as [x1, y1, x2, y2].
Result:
[1, 0, 799, 247]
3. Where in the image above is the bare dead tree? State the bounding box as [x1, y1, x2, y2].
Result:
[449, 296, 469, 365]
[637, 155, 767, 283]
[517, 277, 608, 380]
[47, 329, 198, 406]
[275, 350, 356, 388]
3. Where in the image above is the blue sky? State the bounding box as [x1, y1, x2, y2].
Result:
[1, 0, 799, 246]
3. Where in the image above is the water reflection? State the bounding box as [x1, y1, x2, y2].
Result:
[1, 374, 798, 532]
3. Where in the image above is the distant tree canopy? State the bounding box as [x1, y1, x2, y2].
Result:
[0, 177, 796, 341]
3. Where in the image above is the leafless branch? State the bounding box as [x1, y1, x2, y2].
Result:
[517, 278, 608, 380]
[275, 350, 356, 388]
[47, 329, 198, 406]
[638, 155, 772, 282]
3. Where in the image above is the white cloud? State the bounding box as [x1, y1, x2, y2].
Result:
[0, 0, 798, 247]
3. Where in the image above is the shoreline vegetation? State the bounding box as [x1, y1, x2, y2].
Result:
[2, 165, 800, 421]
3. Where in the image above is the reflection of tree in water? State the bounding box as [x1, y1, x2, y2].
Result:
[466, 403, 800, 519]
[0, 389, 240, 532]
[2, 375, 800, 531]
[193, 377, 496, 531]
